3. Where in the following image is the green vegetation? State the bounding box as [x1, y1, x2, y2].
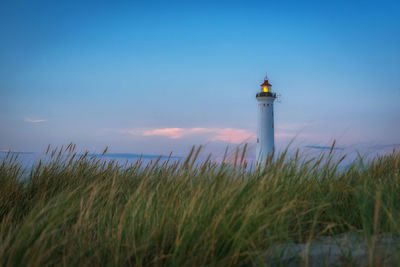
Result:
[1, 143, 400, 266]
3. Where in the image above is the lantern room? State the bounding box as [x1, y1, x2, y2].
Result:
[260, 79, 272, 93]
[256, 73, 276, 99]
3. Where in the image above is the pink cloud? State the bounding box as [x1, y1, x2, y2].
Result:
[108, 125, 326, 145]
[142, 128, 185, 139]
[140, 127, 255, 144]
[209, 128, 255, 143]
[102, 125, 320, 145]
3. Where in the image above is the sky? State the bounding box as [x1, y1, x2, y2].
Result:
[0, 0, 399, 156]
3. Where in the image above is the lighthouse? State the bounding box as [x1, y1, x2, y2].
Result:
[256, 74, 277, 165]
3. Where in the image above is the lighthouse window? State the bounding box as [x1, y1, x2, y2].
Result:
[263, 104, 265, 106]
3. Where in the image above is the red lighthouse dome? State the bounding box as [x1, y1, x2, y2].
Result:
[260, 78, 272, 93]
[256, 73, 276, 98]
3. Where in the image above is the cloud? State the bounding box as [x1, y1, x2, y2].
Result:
[208, 128, 255, 143]
[24, 117, 46, 123]
[124, 127, 255, 144]
[100, 125, 327, 146]
[142, 128, 186, 139]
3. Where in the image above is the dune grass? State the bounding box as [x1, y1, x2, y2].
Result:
[1, 143, 400, 266]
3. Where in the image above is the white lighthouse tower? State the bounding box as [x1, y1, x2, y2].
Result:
[256, 74, 277, 165]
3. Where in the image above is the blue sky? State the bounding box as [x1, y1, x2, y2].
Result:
[0, 0, 399, 155]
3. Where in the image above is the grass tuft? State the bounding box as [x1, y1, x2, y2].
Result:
[1, 144, 400, 266]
